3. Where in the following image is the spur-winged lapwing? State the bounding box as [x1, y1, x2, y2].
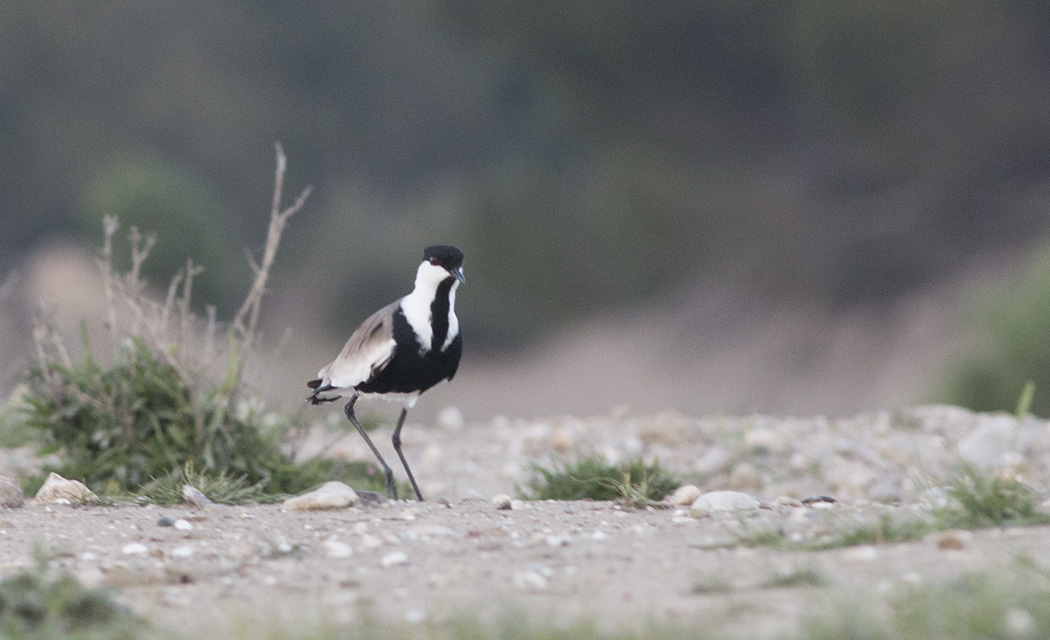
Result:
[307, 245, 465, 501]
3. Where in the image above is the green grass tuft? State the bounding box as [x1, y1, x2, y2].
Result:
[520, 455, 680, 504]
[934, 465, 1050, 529]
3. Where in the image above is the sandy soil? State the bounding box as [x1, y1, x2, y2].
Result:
[2, 404, 1049, 638]
[1, 497, 1047, 639]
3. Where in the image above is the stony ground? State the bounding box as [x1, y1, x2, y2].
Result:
[2, 404, 1050, 638]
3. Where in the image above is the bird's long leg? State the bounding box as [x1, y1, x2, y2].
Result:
[391, 408, 423, 501]
[344, 394, 398, 500]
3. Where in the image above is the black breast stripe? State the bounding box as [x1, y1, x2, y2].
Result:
[429, 278, 454, 351]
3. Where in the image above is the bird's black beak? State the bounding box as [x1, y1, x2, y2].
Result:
[451, 267, 466, 284]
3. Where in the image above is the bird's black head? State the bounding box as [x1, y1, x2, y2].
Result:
[422, 245, 464, 271]
[422, 245, 465, 284]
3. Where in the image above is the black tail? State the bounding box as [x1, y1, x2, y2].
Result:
[306, 378, 341, 405]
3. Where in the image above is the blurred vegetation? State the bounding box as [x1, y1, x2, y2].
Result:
[5, 2, 1050, 352]
[943, 244, 1050, 416]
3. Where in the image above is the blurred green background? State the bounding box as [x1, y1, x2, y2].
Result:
[5, 1, 1050, 417]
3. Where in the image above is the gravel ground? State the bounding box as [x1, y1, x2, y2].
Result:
[2, 404, 1050, 638]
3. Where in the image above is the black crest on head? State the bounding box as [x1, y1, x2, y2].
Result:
[422, 245, 464, 270]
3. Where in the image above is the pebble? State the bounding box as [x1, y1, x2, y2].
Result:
[692, 447, 731, 475]
[283, 482, 360, 511]
[122, 543, 149, 555]
[745, 426, 788, 453]
[729, 463, 763, 491]
[437, 406, 465, 430]
[182, 485, 213, 508]
[174, 519, 193, 531]
[512, 570, 548, 592]
[34, 472, 96, 505]
[690, 491, 762, 514]
[0, 474, 23, 508]
[381, 551, 409, 567]
[171, 546, 194, 558]
[550, 427, 574, 452]
[936, 532, 964, 550]
[841, 545, 879, 562]
[662, 484, 702, 506]
[491, 494, 513, 510]
[324, 539, 354, 559]
[958, 416, 1016, 468]
[157, 517, 175, 527]
[1006, 608, 1037, 636]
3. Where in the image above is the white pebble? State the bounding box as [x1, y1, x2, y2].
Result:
[381, 551, 409, 567]
[283, 482, 360, 511]
[1006, 608, 1037, 636]
[841, 545, 879, 562]
[324, 539, 353, 559]
[512, 570, 548, 592]
[690, 491, 762, 514]
[662, 484, 702, 506]
[171, 546, 194, 558]
[404, 608, 427, 624]
[173, 519, 193, 531]
[122, 543, 149, 555]
[545, 535, 570, 547]
[491, 494, 513, 510]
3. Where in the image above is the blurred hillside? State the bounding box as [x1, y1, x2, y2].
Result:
[5, 2, 1050, 416]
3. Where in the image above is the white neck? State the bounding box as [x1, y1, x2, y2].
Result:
[401, 261, 459, 351]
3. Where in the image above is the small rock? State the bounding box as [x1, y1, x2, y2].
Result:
[801, 496, 837, 509]
[323, 538, 353, 559]
[958, 416, 1016, 468]
[157, 517, 175, 527]
[0, 474, 23, 508]
[690, 491, 762, 514]
[937, 532, 964, 551]
[173, 519, 193, 531]
[841, 545, 879, 562]
[512, 570, 548, 592]
[662, 484, 702, 506]
[550, 427, 574, 452]
[729, 463, 763, 491]
[182, 485, 213, 508]
[545, 535, 570, 547]
[1006, 608, 1037, 636]
[692, 447, 731, 475]
[745, 427, 788, 453]
[283, 482, 360, 511]
[491, 494, 513, 510]
[867, 476, 903, 503]
[122, 543, 149, 555]
[380, 551, 409, 567]
[404, 609, 426, 624]
[510, 499, 525, 510]
[437, 406, 465, 430]
[34, 472, 96, 505]
[171, 546, 194, 558]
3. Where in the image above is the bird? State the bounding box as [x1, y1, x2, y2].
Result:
[306, 244, 465, 501]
